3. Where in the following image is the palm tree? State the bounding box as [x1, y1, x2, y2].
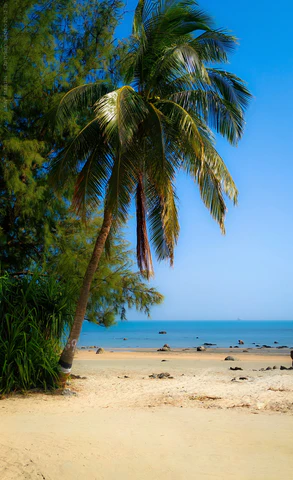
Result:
[51, 0, 251, 379]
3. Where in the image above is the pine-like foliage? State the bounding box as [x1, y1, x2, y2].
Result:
[0, 0, 124, 271]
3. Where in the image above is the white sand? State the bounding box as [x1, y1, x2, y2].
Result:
[1, 350, 293, 479]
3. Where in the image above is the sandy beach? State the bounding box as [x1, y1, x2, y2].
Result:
[1, 348, 293, 479]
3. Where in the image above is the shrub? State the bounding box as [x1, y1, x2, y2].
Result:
[0, 272, 74, 395]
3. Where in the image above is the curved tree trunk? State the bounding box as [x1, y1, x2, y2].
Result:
[58, 206, 113, 384]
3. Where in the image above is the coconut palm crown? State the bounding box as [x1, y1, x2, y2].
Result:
[51, 0, 251, 375]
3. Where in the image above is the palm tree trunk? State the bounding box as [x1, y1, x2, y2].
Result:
[58, 206, 113, 383]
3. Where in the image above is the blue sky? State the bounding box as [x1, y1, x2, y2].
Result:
[117, 0, 293, 320]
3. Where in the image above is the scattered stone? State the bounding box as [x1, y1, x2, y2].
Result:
[252, 343, 256, 345]
[124, 375, 129, 378]
[225, 356, 236, 361]
[243, 350, 249, 353]
[123, 338, 128, 341]
[238, 340, 244, 345]
[277, 346, 288, 349]
[259, 368, 265, 371]
[231, 377, 249, 382]
[61, 389, 77, 396]
[280, 366, 293, 370]
[157, 345, 171, 351]
[230, 367, 243, 371]
[256, 344, 260, 347]
[229, 346, 233, 349]
[159, 331, 167, 334]
[203, 343, 216, 346]
[96, 347, 105, 354]
[266, 366, 272, 370]
[197, 346, 206, 352]
[149, 372, 173, 379]
[273, 365, 278, 369]
[274, 341, 278, 344]
[234, 346, 239, 348]
[70, 374, 87, 380]
[196, 336, 199, 339]
[80, 346, 86, 349]
[161, 359, 167, 362]
[262, 345, 271, 348]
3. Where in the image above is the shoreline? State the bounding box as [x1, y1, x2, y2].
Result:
[75, 346, 293, 360]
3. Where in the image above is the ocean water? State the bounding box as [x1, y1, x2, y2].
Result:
[78, 320, 293, 349]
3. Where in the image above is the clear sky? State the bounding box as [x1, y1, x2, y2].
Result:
[117, 0, 293, 321]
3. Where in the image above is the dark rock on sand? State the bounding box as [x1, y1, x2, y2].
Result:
[161, 359, 167, 362]
[266, 367, 272, 370]
[225, 356, 236, 361]
[158, 372, 173, 379]
[157, 344, 171, 351]
[231, 377, 249, 382]
[96, 347, 105, 354]
[280, 366, 293, 370]
[273, 366, 278, 369]
[197, 346, 206, 351]
[230, 367, 243, 371]
[149, 372, 173, 379]
[243, 350, 249, 353]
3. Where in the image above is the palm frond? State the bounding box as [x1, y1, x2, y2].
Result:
[154, 99, 204, 158]
[192, 30, 237, 63]
[146, 177, 179, 264]
[136, 176, 154, 278]
[170, 89, 245, 145]
[94, 86, 149, 147]
[54, 81, 113, 128]
[207, 68, 251, 110]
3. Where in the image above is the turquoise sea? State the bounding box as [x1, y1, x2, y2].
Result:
[78, 320, 293, 349]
